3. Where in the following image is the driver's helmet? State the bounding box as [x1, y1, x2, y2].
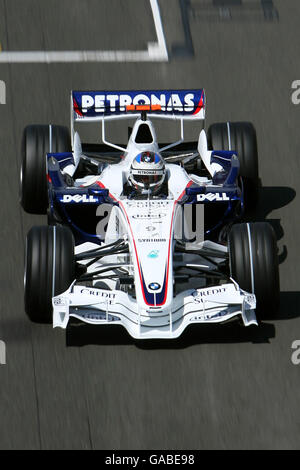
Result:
[129, 151, 166, 194]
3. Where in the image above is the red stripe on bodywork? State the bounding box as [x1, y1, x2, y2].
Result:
[96, 180, 193, 306]
[161, 180, 193, 305]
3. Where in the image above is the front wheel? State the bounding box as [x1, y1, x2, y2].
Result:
[228, 222, 280, 319]
[24, 225, 75, 323]
[20, 124, 71, 214]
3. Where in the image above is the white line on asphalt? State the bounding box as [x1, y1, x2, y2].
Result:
[147, 0, 168, 60]
[0, 80, 5, 103]
[0, 0, 168, 63]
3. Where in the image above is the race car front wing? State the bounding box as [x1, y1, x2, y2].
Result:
[53, 282, 257, 339]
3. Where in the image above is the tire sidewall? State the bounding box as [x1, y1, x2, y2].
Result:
[24, 225, 75, 323]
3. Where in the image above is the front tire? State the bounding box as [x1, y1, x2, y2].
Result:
[20, 124, 71, 214]
[228, 222, 280, 319]
[24, 225, 75, 323]
[207, 121, 259, 210]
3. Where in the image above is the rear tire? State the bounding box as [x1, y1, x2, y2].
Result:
[228, 222, 280, 319]
[20, 124, 71, 214]
[207, 122, 259, 210]
[24, 225, 75, 323]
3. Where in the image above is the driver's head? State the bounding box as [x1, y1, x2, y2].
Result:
[129, 151, 166, 195]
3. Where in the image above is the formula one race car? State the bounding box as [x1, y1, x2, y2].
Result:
[20, 89, 279, 339]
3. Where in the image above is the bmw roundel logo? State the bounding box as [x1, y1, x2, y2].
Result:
[148, 282, 161, 291]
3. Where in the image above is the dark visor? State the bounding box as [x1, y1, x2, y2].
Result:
[134, 174, 161, 187]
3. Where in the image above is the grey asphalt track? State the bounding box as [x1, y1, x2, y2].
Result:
[0, 0, 299, 450]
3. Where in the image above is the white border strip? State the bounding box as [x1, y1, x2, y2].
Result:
[49, 124, 53, 153]
[52, 226, 56, 297]
[0, 0, 168, 63]
[246, 223, 255, 294]
[227, 122, 231, 150]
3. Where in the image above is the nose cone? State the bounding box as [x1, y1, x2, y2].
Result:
[120, 199, 175, 309]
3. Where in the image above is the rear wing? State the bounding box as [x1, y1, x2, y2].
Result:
[72, 89, 205, 121]
[71, 89, 205, 151]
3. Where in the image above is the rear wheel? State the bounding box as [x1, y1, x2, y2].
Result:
[207, 121, 259, 210]
[24, 225, 75, 323]
[20, 124, 71, 214]
[228, 222, 280, 319]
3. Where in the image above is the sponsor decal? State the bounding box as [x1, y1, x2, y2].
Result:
[197, 192, 230, 202]
[144, 154, 152, 163]
[80, 288, 116, 302]
[138, 238, 166, 243]
[53, 297, 67, 306]
[132, 213, 166, 219]
[192, 287, 227, 303]
[245, 294, 256, 307]
[73, 90, 204, 117]
[127, 200, 170, 208]
[190, 311, 227, 321]
[148, 282, 161, 291]
[145, 232, 161, 238]
[61, 194, 98, 203]
[132, 169, 164, 176]
[80, 312, 120, 322]
[147, 250, 159, 259]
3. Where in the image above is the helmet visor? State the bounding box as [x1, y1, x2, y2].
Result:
[131, 169, 165, 188]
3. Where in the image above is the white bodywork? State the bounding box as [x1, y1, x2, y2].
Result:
[52, 116, 258, 339]
[53, 283, 257, 339]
